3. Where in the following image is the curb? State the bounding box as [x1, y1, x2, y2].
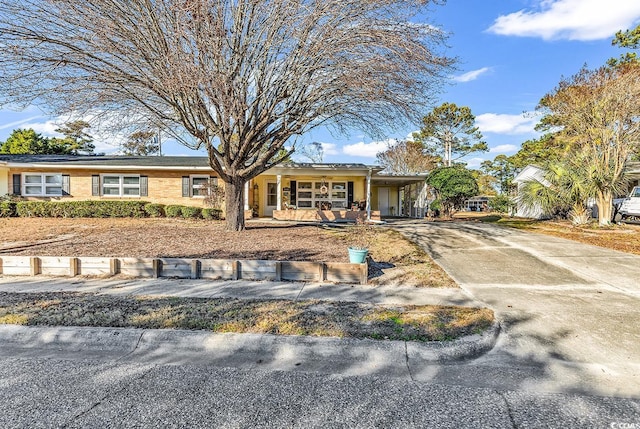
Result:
[0, 323, 500, 377]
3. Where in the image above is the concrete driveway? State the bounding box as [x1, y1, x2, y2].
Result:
[389, 219, 640, 397]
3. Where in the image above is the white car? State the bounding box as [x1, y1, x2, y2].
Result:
[618, 187, 640, 222]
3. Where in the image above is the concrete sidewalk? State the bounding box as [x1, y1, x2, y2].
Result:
[0, 275, 481, 307]
[0, 276, 497, 379]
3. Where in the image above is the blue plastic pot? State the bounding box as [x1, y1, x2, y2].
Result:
[348, 247, 369, 264]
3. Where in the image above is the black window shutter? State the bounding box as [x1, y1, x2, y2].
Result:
[91, 175, 100, 196]
[290, 180, 297, 205]
[348, 181, 354, 207]
[140, 176, 148, 197]
[62, 175, 70, 196]
[12, 174, 21, 195]
[182, 176, 190, 197]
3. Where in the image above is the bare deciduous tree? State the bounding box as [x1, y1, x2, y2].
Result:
[0, 0, 453, 230]
[121, 131, 161, 156]
[298, 142, 324, 163]
[376, 139, 438, 174]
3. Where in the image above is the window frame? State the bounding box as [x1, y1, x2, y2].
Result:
[190, 175, 214, 198]
[22, 173, 63, 197]
[296, 181, 348, 210]
[100, 174, 141, 197]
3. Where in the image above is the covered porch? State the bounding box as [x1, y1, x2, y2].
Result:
[244, 163, 382, 222]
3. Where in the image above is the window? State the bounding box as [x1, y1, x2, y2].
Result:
[101, 175, 140, 197]
[185, 175, 216, 197]
[296, 181, 348, 210]
[191, 175, 213, 197]
[22, 173, 63, 196]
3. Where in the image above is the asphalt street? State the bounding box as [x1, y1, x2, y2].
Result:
[1, 358, 639, 428]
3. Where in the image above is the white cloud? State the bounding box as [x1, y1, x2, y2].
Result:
[453, 67, 491, 83]
[406, 131, 419, 141]
[465, 157, 486, 169]
[489, 144, 519, 154]
[476, 113, 538, 135]
[342, 139, 393, 158]
[487, 0, 640, 41]
[20, 116, 122, 154]
[0, 116, 43, 131]
[21, 119, 63, 137]
[320, 142, 339, 156]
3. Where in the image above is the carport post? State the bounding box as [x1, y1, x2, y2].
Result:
[366, 168, 372, 221]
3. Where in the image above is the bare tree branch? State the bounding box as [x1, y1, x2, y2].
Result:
[0, 0, 453, 230]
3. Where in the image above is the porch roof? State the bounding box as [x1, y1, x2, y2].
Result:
[371, 173, 428, 187]
[266, 162, 383, 177]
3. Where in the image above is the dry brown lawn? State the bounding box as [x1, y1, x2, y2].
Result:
[496, 217, 640, 255]
[0, 218, 456, 288]
[0, 291, 493, 341]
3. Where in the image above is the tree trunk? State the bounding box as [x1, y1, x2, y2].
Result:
[224, 176, 246, 231]
[596, 190, 613, 226]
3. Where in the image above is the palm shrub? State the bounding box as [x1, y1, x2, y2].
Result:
[518, 156, 597, 226]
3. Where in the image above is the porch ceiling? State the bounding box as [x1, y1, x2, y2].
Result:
[371, 175, 427, 187]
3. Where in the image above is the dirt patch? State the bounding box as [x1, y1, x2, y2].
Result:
[0, 218, 348, 261]
[0, 218, 457, 288]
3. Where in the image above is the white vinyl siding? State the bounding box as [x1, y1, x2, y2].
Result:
[22, 173, 62, 196]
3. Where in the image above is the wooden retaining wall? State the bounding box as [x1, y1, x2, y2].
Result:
[0, 256, 368, 285]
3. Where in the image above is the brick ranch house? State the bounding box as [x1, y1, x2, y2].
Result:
[0, 155, 429, 221]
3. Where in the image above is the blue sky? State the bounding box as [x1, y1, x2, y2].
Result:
[1, 0, 640, 168]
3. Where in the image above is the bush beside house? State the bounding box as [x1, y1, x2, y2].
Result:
[0, 199, 221, 220]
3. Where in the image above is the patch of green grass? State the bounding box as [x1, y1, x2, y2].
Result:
[477, 215, 503, 223]
[496, 218, 539, 229]
[0, 292, 494, 342]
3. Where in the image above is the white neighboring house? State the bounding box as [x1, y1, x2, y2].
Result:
[512, 165, 547, 219]
[512, 162, 640, 220]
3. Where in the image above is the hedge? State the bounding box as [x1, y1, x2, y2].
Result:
[144, 203, 165, 218]
[202, 208, 223, 220]
[0, 201, 17, 218]
[165, 205, 183, 218]
[15, 201, 149, 218]
[181, 206, 202, 219]
[1, 200, 223, 220]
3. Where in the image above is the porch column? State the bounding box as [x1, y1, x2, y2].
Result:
[366, 168, 372, 221]
[244, 181, 249, 211]
[409, 184, 415, 218]
[276, 175, 282, 211]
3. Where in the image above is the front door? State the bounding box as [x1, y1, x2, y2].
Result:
[378, 187, 390, 216]
[264, 181, 277, 216]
